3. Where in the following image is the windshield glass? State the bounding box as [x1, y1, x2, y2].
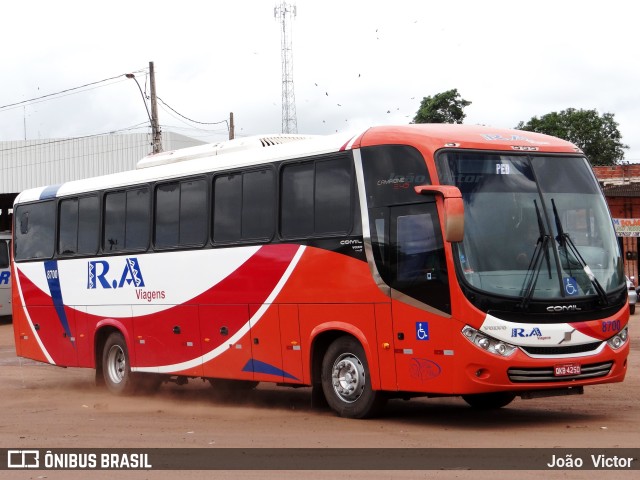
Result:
[437, 152, 624, 301]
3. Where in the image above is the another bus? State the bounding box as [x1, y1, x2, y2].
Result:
[0, 231, 11, 318]
[12, 124, 629, 418]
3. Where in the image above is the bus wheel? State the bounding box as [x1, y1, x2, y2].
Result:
[321, 336, 386, 419]
[462, 392, 516, 409]
[102, 332, 136, 395]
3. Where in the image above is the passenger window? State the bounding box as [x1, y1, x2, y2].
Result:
[14, 201, 56, 260]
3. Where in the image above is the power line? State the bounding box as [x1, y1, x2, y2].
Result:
[0, 69, 147, 112]
[157, 97, 229, 128]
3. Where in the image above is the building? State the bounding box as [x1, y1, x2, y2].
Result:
[593, 164, 640, 282]
[0, 132, 205, 230]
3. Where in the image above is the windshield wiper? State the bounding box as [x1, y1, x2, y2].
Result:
[551, 199, 608, 305]
[520, 200, 552, 309]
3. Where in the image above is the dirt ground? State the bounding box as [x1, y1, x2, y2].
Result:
[0, 315, 638, 480]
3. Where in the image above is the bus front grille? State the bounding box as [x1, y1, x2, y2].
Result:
[520, 342, 602, 356]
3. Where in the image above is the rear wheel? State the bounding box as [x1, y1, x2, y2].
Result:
[462, 392, 516, 409]
[321, 336, 386, 418]
[102, 332, 136, 395]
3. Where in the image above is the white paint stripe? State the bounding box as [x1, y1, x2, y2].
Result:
[14, 264, 55, 365]
[133, 245, 306, 374]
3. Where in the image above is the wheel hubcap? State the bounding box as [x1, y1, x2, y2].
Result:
[331, 353, 365, 403]
[106, 345, 126, 384]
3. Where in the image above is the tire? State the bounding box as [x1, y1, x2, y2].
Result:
[630, 304, 635, 315]
[462, 392, 516, 409]
[321, 336, 386, 419]
[102, 332, 136, 395]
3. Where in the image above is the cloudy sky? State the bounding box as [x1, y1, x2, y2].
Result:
[2, 0, 639, 160]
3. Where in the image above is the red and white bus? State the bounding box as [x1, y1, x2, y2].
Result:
[12, 124, 629, 418]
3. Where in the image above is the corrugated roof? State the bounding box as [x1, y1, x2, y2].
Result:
[601, 183, 640, 197]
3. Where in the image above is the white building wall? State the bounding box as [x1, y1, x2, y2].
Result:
[0, 132, 205, 193]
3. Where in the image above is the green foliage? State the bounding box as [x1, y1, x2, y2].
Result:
[412, 89, 471, 124]
[516, 108, 628, 166]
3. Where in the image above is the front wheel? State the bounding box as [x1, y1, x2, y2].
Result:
[321, 336, 386, 418]
[462, 392, 516, 409]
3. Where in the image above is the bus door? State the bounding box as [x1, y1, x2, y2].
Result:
[132, 304, 203, 377]
[369, 201, 455, 392]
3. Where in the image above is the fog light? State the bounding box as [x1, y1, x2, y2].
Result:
[477, 338, 490, 349]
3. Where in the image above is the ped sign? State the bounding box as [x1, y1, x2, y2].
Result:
[416, 322, 430, 341]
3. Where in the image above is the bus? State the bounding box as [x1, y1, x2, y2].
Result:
[0, 231, 11, 317]
[11, 124, 629, 418]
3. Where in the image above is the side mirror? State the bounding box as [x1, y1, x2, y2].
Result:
[414, 185, 464, 242]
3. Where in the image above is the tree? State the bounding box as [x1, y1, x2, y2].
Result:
[412, 89, 471, 124]
[515, 108, 628, 166]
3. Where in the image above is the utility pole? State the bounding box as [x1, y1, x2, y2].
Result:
[229, 112, 235, 140]
[149, 61, 162, 154]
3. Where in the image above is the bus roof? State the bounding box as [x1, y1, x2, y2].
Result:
[14, 124, 581, 205]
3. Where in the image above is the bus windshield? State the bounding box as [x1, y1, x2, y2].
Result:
[437, 152, 624, 301]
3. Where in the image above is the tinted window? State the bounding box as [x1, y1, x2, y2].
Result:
[157, 179, 208, 248]
[369, 201, 450, 313]
[104, 188, 149, 252]
[78, 196, 99, 255]
[361, 145, 431, 208]
[15, 201, 56, 260]
[213, 170, 274, 244]
[315, 159, 351, 233]
[179, 179, 207, 245]
[104, 192, 125, 251]
[59, 198, 79, 254]
[280, 163, 314, 238]
[0, 241, 9, 268]
[213, 174, 242, 243]
[281, 156, 353, 238]
[59, 195, 99, 255]
[155, 183, 180, 248]
[125, 188, 150, 250]
[242, 170, 275, 240]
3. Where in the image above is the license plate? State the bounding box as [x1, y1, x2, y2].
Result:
[554, 363, 581, 377]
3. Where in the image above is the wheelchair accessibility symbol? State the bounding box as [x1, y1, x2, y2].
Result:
[416, 322, 430, 341]
[564, 277, 579, 296]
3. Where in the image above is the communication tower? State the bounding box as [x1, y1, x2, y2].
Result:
[274, 2, 298, 134]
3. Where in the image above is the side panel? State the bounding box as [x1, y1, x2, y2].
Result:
[278, 304, 304, 383]
[373, 303, 396, 390]
[133, 304, 202, 376]
[200, 304, 253, 381]
[391, 300, 454, 394]
[27, 305, 78, 367]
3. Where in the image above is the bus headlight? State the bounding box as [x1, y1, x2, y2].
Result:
[461, 326, 517, 357]
[606, 326, 629, 350]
